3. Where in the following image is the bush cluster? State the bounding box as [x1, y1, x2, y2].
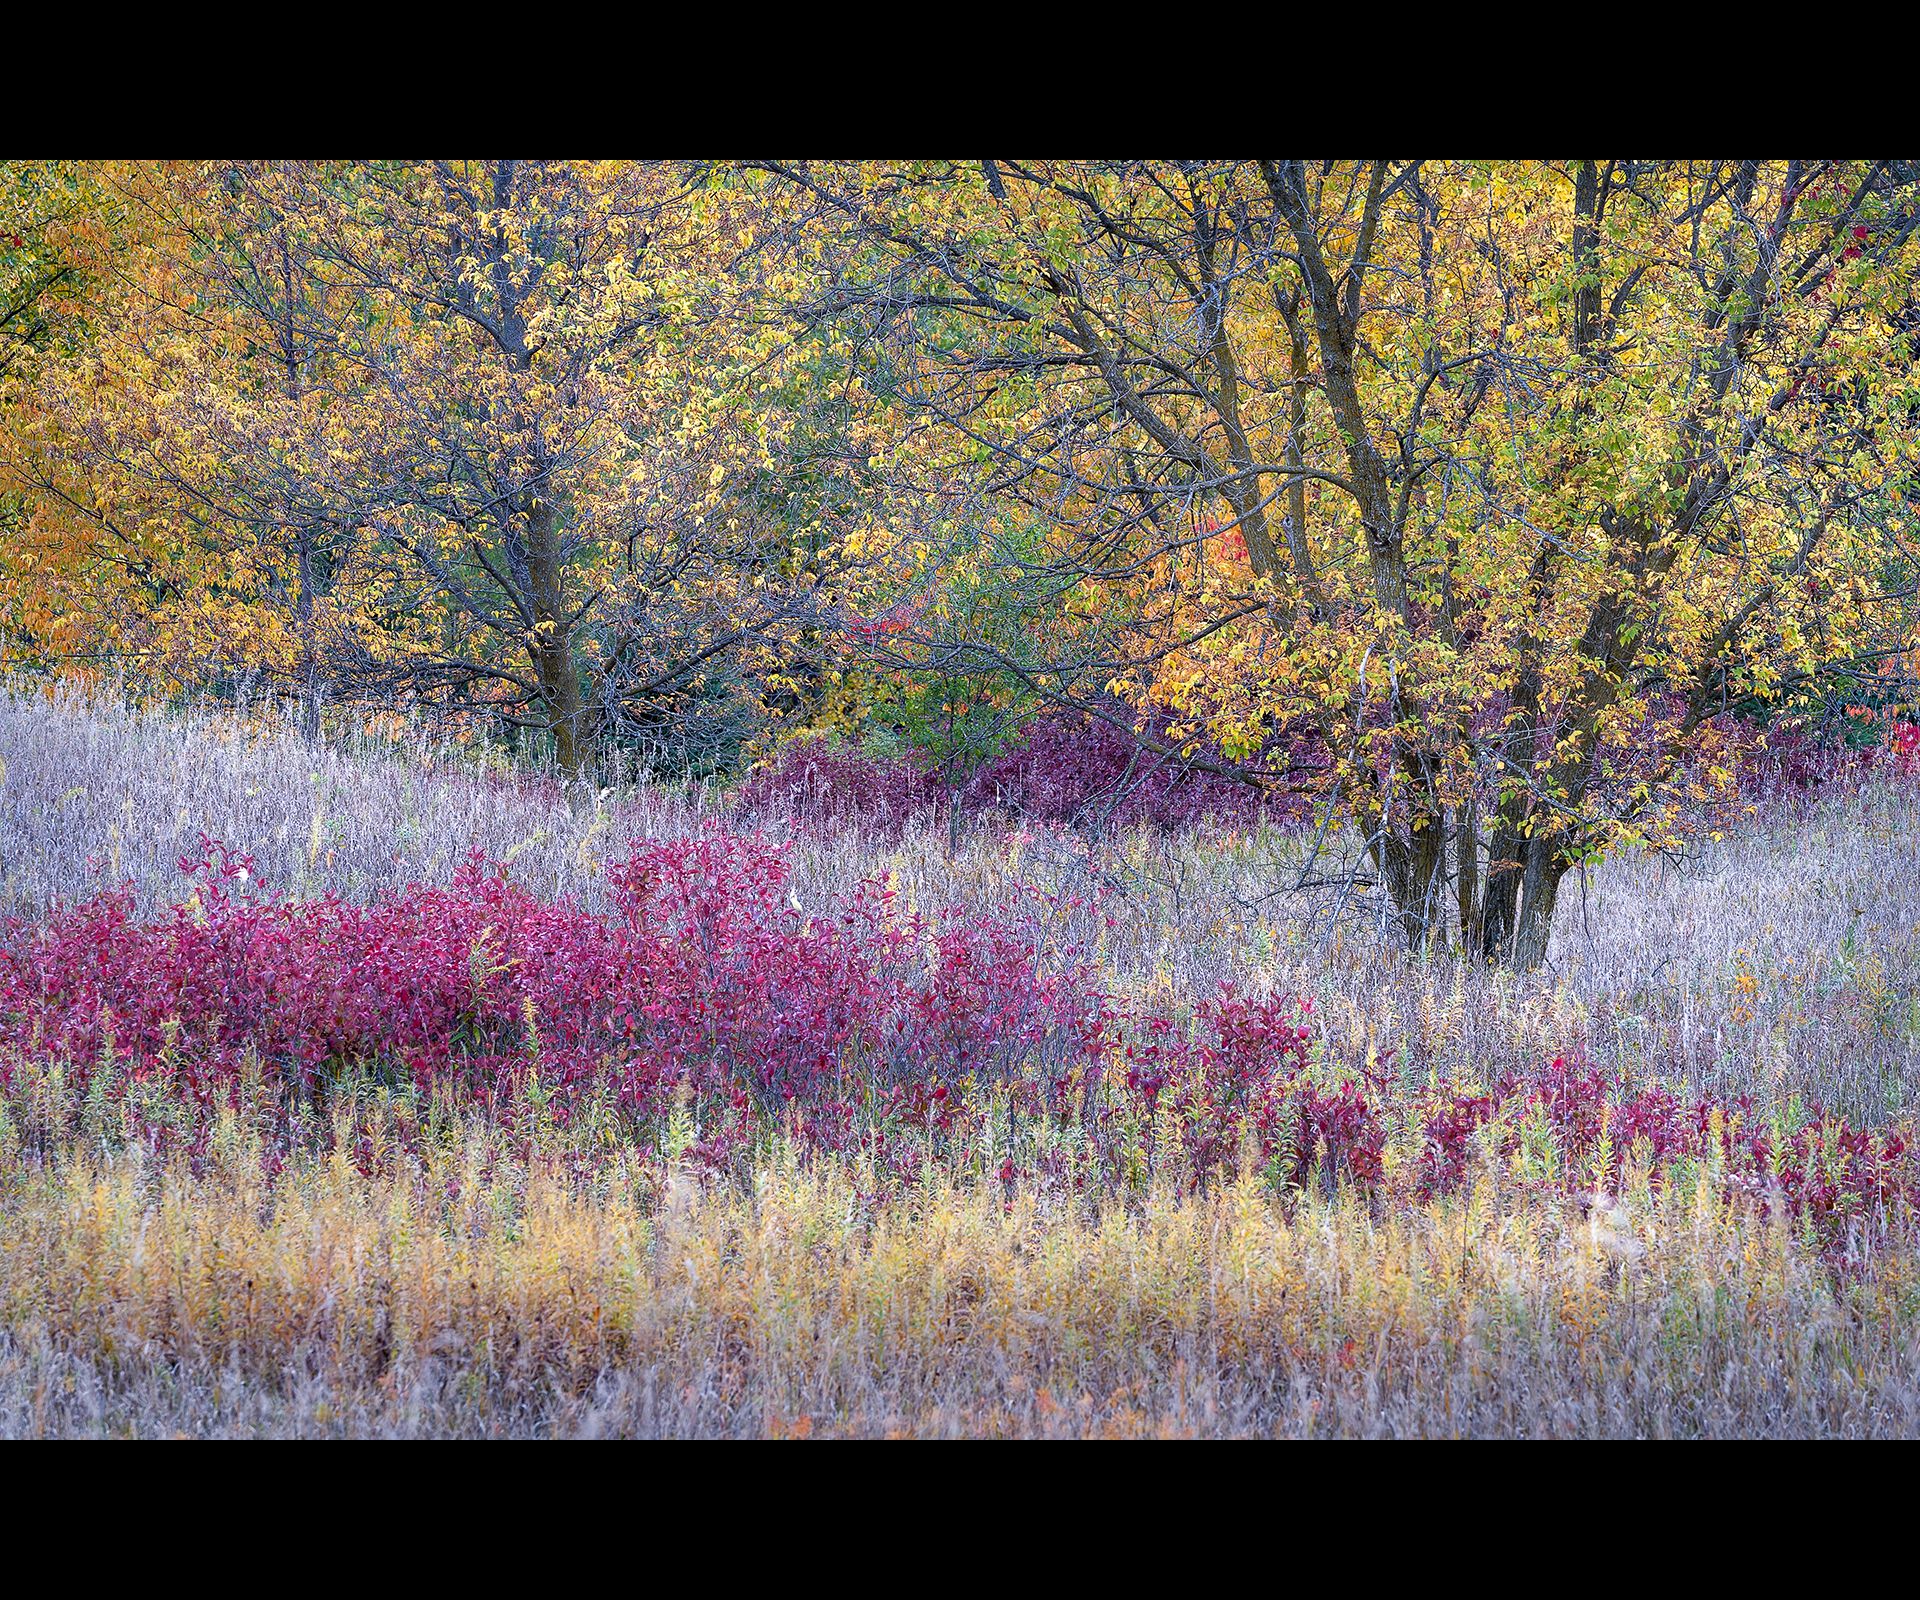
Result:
[737, 706, 1316, 836]
[3, 828, 1910, 1255]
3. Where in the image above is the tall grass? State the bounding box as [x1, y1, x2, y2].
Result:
[6, 685, 1913, 1114]
[4, 1112, 1919, 1437]
[1, 685, 1917, 1436]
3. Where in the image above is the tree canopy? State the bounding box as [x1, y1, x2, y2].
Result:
[4, 158, 1916, 964]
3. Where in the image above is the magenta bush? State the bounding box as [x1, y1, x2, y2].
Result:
[0, 831, 1911, 1250]
[1740, 717, 1920, 804]
[962, 708, 1313, 830]
[735, 703, 1918, 846]
[733, 737, 939, 835]
[0, 829, 1108, 1134]
[737, 708, 1321, 839]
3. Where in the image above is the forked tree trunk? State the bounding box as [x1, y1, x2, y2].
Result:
[1454, 797, 1481, 954]
[1507, 863, 1562, 970]
[1479, 829, 1565, 969]
[296, 523, 322, 746]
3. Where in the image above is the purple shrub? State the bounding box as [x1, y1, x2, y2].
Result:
[1, 830, 1912, 1252]
[964, 706, 1316, 831]
[733, 709, 1320, 838]
[734, 737, 939, 836]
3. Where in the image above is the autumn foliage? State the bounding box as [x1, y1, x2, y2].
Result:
[6, 159, 1919, 973]
[9, 159, 1920, 1440]
[2, 824, 1909, 1256]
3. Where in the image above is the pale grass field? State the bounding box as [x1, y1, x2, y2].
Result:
[5, 686, 1914, 1111]
[2, 687, 1918, 1436]
[6, 1139, 1920, 1438]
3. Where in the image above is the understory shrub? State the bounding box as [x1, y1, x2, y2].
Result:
[962, 707, 1316, 830]
[0, 829, 1912, 1253]
[737, 706, 1319, 838]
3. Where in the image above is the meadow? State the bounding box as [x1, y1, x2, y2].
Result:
[2, 687, 1919, 1437]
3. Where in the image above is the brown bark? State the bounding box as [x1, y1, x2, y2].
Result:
[524, 495, 590, 779]
[296, 525, 321, 745]
[1358, 799, 1447, 955]
[1479, 829, 1568, 969]
[1454, 797, 1480, 953]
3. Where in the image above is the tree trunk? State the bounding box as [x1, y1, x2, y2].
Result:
[1454, 796, 1480, 954]
[540, 650, 587, 777]
[296, 522, 322, 746]
[524, 495, 590, 780]
[1369, 813, 1446, 955]
[1480, 818, 1523, 965]
[1480, 828, 1564, 969]
[1508, 857, 1563, 971]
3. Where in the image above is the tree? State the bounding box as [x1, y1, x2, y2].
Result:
[4, 160, 836, 777]
[770, 159, 1920, 964]
[0, 161, 119, 672]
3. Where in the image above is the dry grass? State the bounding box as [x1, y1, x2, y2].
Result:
[7, 684, 1911, 1115]
[0, 685, 712, 916]
[2, 685, 1918, 1436]
[5, 1112, 1920, 1438]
